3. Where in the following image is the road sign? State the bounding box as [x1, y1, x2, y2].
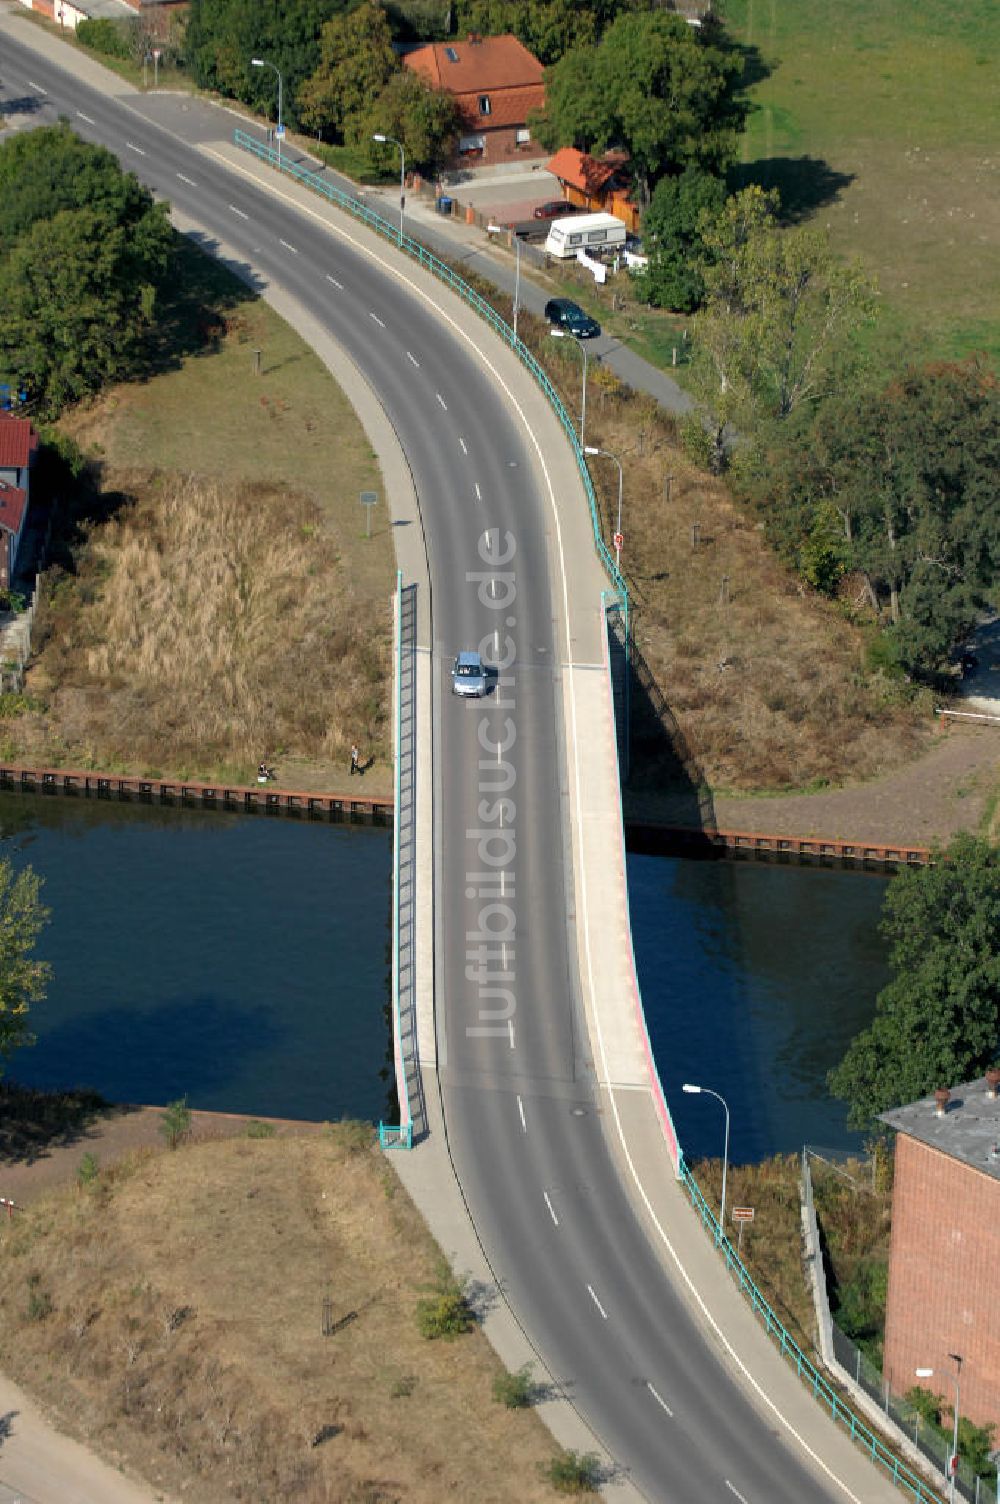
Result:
[275, 124, 285, 140]
[613, 531, 624, 552]
[152, 48, 161, 59]
[732, 1206, 755, 1222]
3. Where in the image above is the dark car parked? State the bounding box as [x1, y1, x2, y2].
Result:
[532, 199, 584, 220]
[543, 297, 601, 339]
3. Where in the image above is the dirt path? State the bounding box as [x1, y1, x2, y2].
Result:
[627, 723, 1000, 848]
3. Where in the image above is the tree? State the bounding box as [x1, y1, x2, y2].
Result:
[298, 2, 398, 139]
[351, 70, 459, 173]
[532, 11, 745, 203]
[0, 857, 51, 1069]
[159, 1096, 192, 1149]
[637, 166, 726, 311]
[829, 834, 1000, 1131]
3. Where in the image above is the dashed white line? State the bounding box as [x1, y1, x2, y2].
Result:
[125, 142, 146, 156]
[76, 111, 95, 125]
[646, 1382, 673, 1417]
[279, 238, 299, 254]
[176, 172, 197, 187]
[459, 436, 468, 455]
[28, 81, 48, 95]
[587, 1285, 608, 1320]
[326, 274, 343, 289]
[369, 312, 385, 328]
[543, 1192, 559, 1226]
[516, 1095, 526, 1132]
[507, 1018, 515, 1049]
[475, 483, 482, 501]
[725, 1483, 749, 1504]
[229, 205, 249, 220]
[436, 392, 448, 410]
[406, 350, 420, 367]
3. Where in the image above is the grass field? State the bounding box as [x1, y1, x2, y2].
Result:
[6, 237, 394, 791]
[721, 0, 1000, 367]
[0, 1127, 569, 1503]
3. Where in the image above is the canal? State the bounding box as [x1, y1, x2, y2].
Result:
[0, 795, 890, 1159]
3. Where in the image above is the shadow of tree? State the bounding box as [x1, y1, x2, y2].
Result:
[139, 232, 263, 384]
[0, 1081, 136, 1167]
[728, 156, 855, 224]
[0, 1409, 16, 1446]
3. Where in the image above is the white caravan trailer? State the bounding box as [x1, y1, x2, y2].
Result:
[543, 212, 628, 259]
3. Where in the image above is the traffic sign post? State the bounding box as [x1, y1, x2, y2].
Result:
[152, 48, 161, 86]
[360, 490, 378, 538]
[732, 1205, 754, 1256]
[613, 530, 623, 567]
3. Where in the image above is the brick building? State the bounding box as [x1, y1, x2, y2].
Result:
[0, 414, 38, 592]
[881, 1074, 1000, 1431]
[402, 34, 545, 168]
[545, 147, 640, 234]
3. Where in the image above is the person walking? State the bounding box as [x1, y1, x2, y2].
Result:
[350, 744, 360, 777]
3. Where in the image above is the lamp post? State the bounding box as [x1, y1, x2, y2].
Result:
[487, 224, 522, 340]
[250, 58, 283, 167]
[915, 1357, 963, 1501]
[584, 445, 624, 570]
[683, 1083, 730, 1243]
[373, 133, 405, 246]
[548, 328, 589, 445]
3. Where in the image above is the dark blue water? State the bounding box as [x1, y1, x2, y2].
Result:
[0, 795, 392, 1122]
[628, 853, 891, 1163]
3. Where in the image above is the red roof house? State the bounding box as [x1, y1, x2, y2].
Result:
[403, 34, 545, 167]
[545, 147, 640, 233]
[0, 414, 38, 591]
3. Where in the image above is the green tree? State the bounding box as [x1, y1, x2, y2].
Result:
[829, 834, 1000, 1131]
[159, 1096, 192, 1149]
[298, 2, 398, 139]
[0, 857, 51, 1069]
[532, 11, 745, 203]
[351, 69, 459, 172]
[637, 166, 726, 311]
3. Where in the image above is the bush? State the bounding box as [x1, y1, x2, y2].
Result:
[415, 1274, 473, 1340]
[244, 1118, 276, 1139]
[76, 18, 131, 58]
[26, 1272, 53, 1322]
[76, 1151, 100, 1188]
[540, 1450, 600, 1494]
[159, 1096, 192, 1150]
[492, 1364, 535, 1409]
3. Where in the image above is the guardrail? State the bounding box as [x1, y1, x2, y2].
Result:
[678, 1159, 945, 1504]
[231, 129, 628, 638]
[380, 571, 413, 1150]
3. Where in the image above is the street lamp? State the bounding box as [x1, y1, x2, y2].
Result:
[683, 1083, 730, 1244]
[584, 446, 624, 570]
[373, 133, 405, 247]
[487, 224, 522, 341]
[915, 1357, 963, 1501]
[250, 58, 283, 167]
[549, 328, 589, 446]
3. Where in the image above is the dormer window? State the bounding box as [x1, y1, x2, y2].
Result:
[478, 95, 491, 116]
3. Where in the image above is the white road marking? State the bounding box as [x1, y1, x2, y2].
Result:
[369, 312, 385, 328]
[499, 869, 506, 897]
[28, 81, 47, 95]
[459, 436, 468, 454]
[228, 205, 249, 219]
[501, 940, 507, 969]
[76, 111, 95, 125]
[725, 1484, 749, 1504]
[176, 172, 197, 187]
[517, 1095, 526, 1132]
[436, 392, 448, 410]
[587, 1285, 608, 1320]
[125, 142, 146, 156]
[279, 238, 299, 254]
[646, 1382, 673, 1417]
[406, 350, 419, 367]
[543, 1192, 559, 1226]
[475, 483, 482, 501]
[507, 1018, 515, 1049]
[326, 274, 343, 289]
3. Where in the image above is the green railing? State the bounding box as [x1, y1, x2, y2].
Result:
[679, 1159, 945, 1504]
[232, 129, 627, 635]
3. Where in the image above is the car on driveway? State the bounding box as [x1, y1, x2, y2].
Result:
[452, 650, 487, 698]
[532, 199, 583, 220]
[543, 297, 601, 339]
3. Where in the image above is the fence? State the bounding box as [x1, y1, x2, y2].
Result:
[380, 573, 416, 1151]
[678, 1158, 946, 1504]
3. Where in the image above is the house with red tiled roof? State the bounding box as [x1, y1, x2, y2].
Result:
[0, 414, 38, 591]
[403, 34, 545, 167]
[546, 147, 640, 233]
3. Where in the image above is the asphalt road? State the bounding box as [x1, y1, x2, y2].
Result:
[0, 35, 850, 1503]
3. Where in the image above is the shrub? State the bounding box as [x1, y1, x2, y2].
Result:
[541, 1450, 600, 1494]
[415, 1274, 473, 1340]
[244, 1119, 276, 1139]
[76, 18, 131, 58]
[492, 1364, 535, 1409]
[159, 1096, 192, 1150]
[76, 1151, 100, 1188]
[26, 1272, 53, 1322]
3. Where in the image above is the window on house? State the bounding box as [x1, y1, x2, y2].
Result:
[515, 127, 530, 144]
[444, 47, 459, 62]
[478, 95, 491, 116]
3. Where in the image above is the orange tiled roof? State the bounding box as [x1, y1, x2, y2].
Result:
[455, 83, 544, 132]
[546, 147, 628, 195]
[404, 34, 544, 93]
[0, 414, 38, 470]
[0, 481, 26, 536]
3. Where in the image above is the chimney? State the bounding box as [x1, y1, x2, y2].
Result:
[468, 32, 481, 44]
[986, 1067, 1000, 1099]
[934, 1087, 951, 1118]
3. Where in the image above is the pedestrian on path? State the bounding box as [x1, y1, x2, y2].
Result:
[350, 744, 360, 777]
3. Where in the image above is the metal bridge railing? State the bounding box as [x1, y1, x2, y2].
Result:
[678, 1159, 945, 1504]
[231, 129, 627, 638]
[380, 570, 412, 1151]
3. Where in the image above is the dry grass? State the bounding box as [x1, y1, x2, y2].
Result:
[7, 470, 389, 786]
[0, 1129, 564, 1503]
